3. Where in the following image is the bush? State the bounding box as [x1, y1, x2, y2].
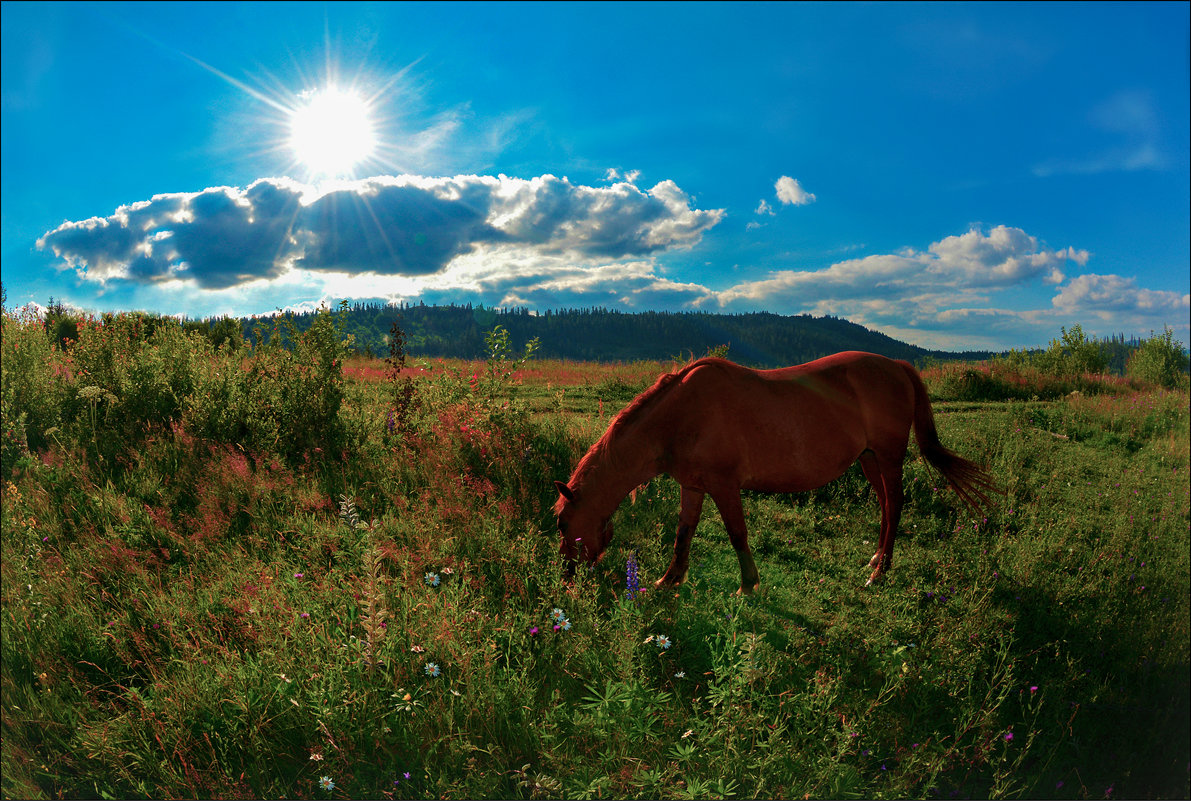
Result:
[1036, 324, 1109, 378]
[1127, 326, 1189, 389]
[187, 303, 354, 462]
[1, 307, 67, 470]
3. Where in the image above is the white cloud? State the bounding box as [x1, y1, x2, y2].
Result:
[774, 176, 816, 206]
[39, 173, 724, 290]
[718, 225, 1080, 310]
[712, 225, 1134, 347]
[1052, 273, 1189, 316]
[755, 198, 774, 216]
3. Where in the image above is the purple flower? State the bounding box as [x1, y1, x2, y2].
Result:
[1030, 685, 1038, 693]
[529, 626, 539, 636]
[626, 551, 641, 601]
[1003, 731, 1014, 742]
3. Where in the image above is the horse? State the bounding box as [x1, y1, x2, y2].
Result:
[553, 352, 997, 593]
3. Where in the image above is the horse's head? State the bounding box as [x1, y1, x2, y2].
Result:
[554, 481, 614, 571]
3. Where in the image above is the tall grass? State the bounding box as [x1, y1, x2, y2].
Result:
[2, 307, 1188, 799]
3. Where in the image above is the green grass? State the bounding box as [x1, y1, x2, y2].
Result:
[2, 318, 1188, 799]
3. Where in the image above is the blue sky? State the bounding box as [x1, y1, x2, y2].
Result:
[2, 1, 1187, 350]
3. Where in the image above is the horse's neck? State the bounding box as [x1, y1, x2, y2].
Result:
[575, 422, 661, 517]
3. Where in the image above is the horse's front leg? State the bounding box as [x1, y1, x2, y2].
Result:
[656, 486, 704, 588]
[709, 488, 760, 595]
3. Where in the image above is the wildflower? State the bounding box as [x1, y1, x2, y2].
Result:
[294, 572, 304, 579]
[656, 634, 672, 650]
[562, 619, 571, 631]
[682, 729, 694, 738]
[551, 608, 566, 623]
[529, 626, 539, 636]
[411, 645, 425, 653]
[403, 772, 411, 780]
[626, 551, 641, 601]
[441, 566, 454, 575]
[1030, 685, 1038, 693]
[319, 775, 335, 791]
[1003, 731, 1014, 742]
[425, 572, 440, 587]
[674, 670, 686, 678]
[424, 662, 441, 678]
[300, 612, 310, 619]
[310, 751, 323, 761]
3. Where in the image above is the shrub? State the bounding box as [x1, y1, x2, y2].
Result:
[1, 306, 67, 469]
[189, 303, 354, 462]
[1127, 326, 1188, 389]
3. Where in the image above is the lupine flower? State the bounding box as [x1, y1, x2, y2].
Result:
[424, 662, 441, 677]
[425, 572, 440, 587]
[319, 776, 335, 791]
[626, 552, 641, 600]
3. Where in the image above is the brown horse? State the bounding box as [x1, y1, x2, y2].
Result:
[554, 352, 996, 593]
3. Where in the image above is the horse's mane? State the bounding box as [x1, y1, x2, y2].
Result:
[559, 360, 717, 508]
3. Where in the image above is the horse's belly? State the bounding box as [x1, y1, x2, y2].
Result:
[739, 430, 863, 493]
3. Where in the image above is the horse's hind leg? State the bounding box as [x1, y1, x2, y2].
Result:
[656, 487, 705, 588]
[709, 488, 760, 595]
[859, 450, 904, 585]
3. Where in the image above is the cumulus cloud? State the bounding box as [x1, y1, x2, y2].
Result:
[1052, 273, 1189, 316]
[774, 176, 816, 206]
[718, 225, 1085, 310]
[39, 174, 724, 290]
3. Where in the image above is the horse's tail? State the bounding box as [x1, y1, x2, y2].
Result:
[902, 362, 999, 512]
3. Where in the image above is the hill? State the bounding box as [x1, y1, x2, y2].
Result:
[257, 303, 991, 367]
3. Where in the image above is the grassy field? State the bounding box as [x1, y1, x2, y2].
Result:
[2, 311, 1188, 799]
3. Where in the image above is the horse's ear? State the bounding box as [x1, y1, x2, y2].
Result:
[555, 481, 576, 502]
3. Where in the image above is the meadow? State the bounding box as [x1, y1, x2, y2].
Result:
[2, 306, 1188, 800]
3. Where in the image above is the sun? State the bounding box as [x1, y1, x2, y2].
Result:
[288, 86, 378, 178]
